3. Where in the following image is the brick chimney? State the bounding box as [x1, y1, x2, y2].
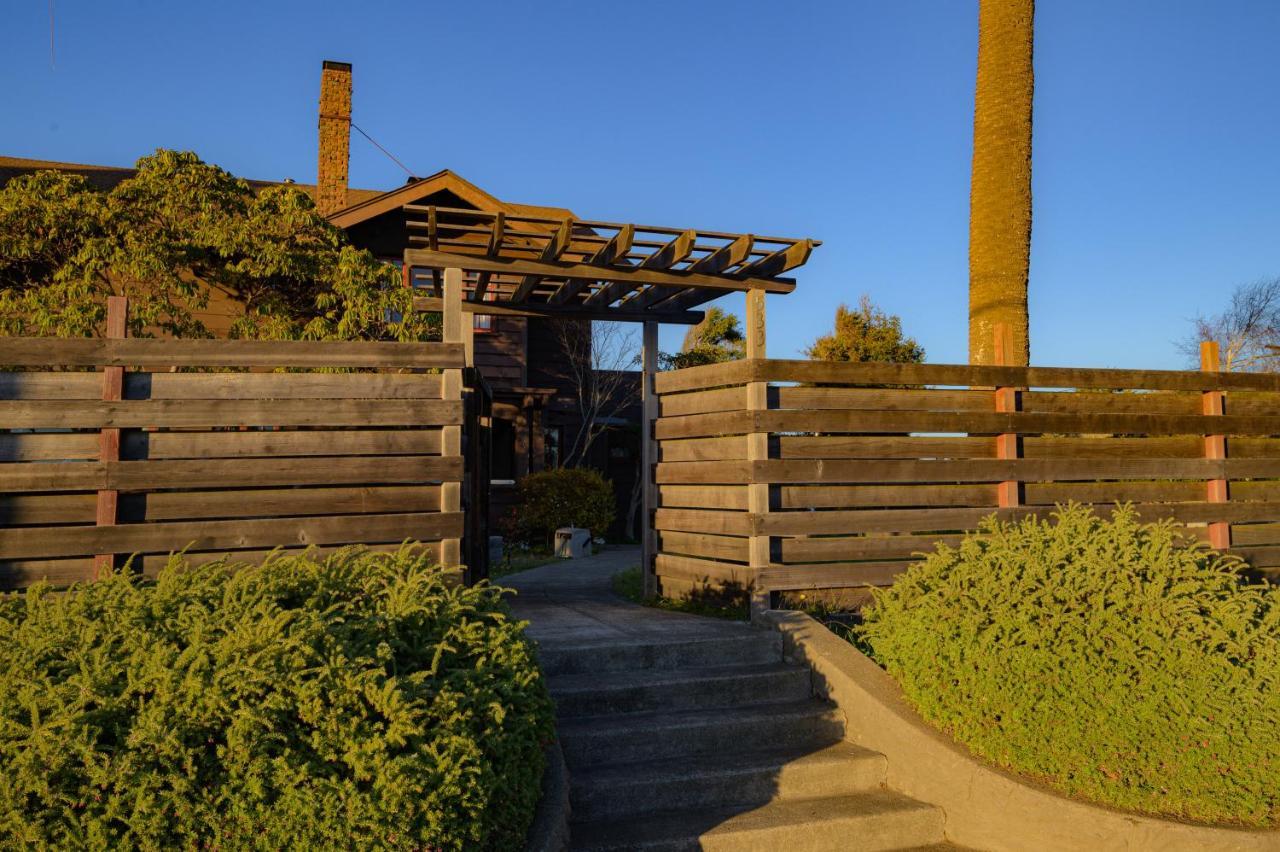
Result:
[317, 60, 352, 216]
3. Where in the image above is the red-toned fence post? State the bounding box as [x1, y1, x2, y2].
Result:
[993, 323, 1022, 509]
[94, 296, 127, 577]
[1200, 340, 1230, 549]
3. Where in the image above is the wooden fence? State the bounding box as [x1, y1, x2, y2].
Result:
[0, 303, 466, 589]
[650, 354, 1280, 601]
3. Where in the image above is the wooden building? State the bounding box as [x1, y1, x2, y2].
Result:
[0, 60, 817, 545]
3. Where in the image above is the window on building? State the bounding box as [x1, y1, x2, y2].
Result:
[544, 425, 563, 470]
[474, 290, 496, 333]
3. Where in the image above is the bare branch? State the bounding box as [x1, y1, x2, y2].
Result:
[548, 319, 640, 468]
[1179, 277, 1280, 372]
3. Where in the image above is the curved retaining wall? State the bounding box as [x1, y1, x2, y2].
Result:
[524, 740, 570, 852]
[763, 610, 1280, 852]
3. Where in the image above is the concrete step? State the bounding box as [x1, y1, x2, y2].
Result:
[550, 662, 811, 718]
[536, 632, 782, 676]
[570, 788, 946, 851]
[570, 741, 887, 823]
[558, 700, 845, 769]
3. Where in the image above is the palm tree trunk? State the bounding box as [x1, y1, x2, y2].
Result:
[968, 0, 1035, 366]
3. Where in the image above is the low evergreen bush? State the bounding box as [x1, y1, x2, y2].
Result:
[512, 467, 616, 547]
[0, 546, 554, 850]
[858, 504, 1280, 827]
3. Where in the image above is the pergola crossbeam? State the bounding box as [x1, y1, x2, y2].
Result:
[551, 224, 634, 306]
[511, 218, 574, 302]
[413, 296, 705, 325]
[585, 229, 695, 309]
[473, 211, 506, 300]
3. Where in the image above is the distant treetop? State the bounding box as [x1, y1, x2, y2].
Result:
[806, 295, 924, 363]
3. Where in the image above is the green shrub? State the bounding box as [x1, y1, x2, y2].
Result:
[858, 504, 1280, 827]
[512, 467, 616, 546]
[0, 546, 554, 850]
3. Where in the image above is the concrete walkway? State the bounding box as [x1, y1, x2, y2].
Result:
[504, 546, 757, 646]
[502, 549, 953, 851]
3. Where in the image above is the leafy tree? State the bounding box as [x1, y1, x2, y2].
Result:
[660, 307, 745, 370]
[0, 149, 435, 341]
[805, 295, 925, 363]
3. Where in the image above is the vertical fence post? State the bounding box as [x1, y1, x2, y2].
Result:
[1200, 340, 1231, 549]
[441, 268, 464, 574]
[993, 323, 1023, 510]
[94, 296, 128, 578]
[745, 289, 771, 618]
[641, 321, 659, 599]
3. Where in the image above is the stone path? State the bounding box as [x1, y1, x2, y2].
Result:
[504, 549, 955, 851]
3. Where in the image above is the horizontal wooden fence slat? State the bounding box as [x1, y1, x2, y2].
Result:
[757, 562, 911, 590]
[651, 359, 754, 394]
[657, 529, 749, 562]
[0, 511, 463, 560]
[128, 485, 443, 522]
[0, 455, 462, 493]
[657, 436, 747, 462]
[0, 486, 443, 525]
[0, 541, 448, 589]
[654, 553, 754, 585]
[1021, 436, 1203, 459]
[1, 399, 463, 430]
[122, 429, 443, 460]
[0, 373, 446, 401]
[655, 408, 1280, 441]
[0, 432, 99, 461]
[654, 508, 753, 536]
[657, 457, 1236, 485]
[776, 435, 995, 460]
[1022, 480, 1205, 505]
[779, 533, 966, 563]
[778, 484, 995, 509]
[127, 372, 444, 400]
[658, 386, 747, 417]
[0, 494, 96, 525]
[749, 358, 1280, 393]
[772, 386, 989, 412]
[0, 373, 102, 400]
[658, 485, 749, 510]
[0, 338, 464, 369]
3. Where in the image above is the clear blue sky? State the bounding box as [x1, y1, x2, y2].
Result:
[4, 1, 1278, 368]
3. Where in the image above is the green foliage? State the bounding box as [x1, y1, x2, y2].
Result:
[512, 467, 616, 546]
[858, 505, 1280, 827]
[661, 307, 744, 370]
[610, 566, 748, 621]
[0, 150, 436, 342]
[805, 295, 924, 363]
[0, 546, 554, 850]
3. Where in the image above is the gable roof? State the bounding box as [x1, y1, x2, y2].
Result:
[326, 168, 575, 229]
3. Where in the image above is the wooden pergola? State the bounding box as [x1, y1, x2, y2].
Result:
[404, 206, 818, 325]
[407, 204, 818, 604]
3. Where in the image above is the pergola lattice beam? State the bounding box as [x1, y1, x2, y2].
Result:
[412, 295, 705, 325]
[402, 206, 813, 321]
[550, 224, 634, 306]
[584, 229, 695, 309]
[511, 218, 574, 302]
